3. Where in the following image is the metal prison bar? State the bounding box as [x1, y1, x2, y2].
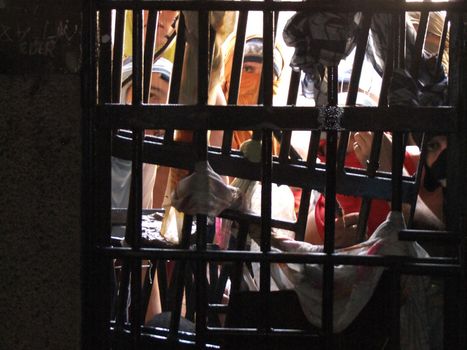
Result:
[109, 1, 458, 348]
[83, 1, 467, 350]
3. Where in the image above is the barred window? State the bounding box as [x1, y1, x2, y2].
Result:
[83, 1, 467, 349]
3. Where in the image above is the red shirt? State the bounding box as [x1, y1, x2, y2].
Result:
[314, 150, 390, 240]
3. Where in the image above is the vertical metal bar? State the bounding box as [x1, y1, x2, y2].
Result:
[195, 214, 208, 346]
[198, 9, 209, 108]
[231, 220, 249, 294]
[435, 13, 449, 77]
[396, 3, 406, 70]
[165, 13, 186, 144]
[111, 9, 126, 104]
[445, 13, 466, 349]
[194, 7, 210, 348]
[407, 134, 427, 228]
[322, 65, 338, 348]
[392, 8, 405, 213]
[115, 263, 130, 330]
[83, 1, 112, 348]
[98, 9, 112, 105]
[357, 10, 396, 242]
[168, 215, 194, 342]
[278, 70, 301, 163]
[97, 5, 113, 339]
[262, 5, 274, 108]
[388, 269, 401, 350]
[336, 13, 372, 172]
[222, 10, 248, 155]
[126, 8, 144, 346]
[260, 129, 272, 332]
[406, 9, 431, 228]
[309, 130, 322, 167]
[390, 136, 405, 213]
[257, 4, 274, 336]
[294, 130, 321, 242]
[410, 10, 429, 78]
[390, 17, 405, 345]
[456, 14, 467, 349]
[346, 14, 372, 106]
[143, 10, 158, 104]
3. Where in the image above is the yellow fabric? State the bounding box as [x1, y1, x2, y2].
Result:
[123, 11, 176, 62]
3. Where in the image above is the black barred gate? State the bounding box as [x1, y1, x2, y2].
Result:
[83, 1, 467, 349]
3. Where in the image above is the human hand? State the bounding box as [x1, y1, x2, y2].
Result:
[352, 131, 393, 172]
[334, 212, 360, 248]
[352, 131, 373, 167]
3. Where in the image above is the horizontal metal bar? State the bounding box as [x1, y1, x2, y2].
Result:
[99, 246, 459, 269]
[206, 327, 320, 338]
[111, 207, 297, 231]
[112, 136, 418, 203]
[96, 1, 467, 13]
[207, 304, 229, 312]
[220, 209, 296, 231]
[399, 230, 461, 243]
[99, 105, 457, 132]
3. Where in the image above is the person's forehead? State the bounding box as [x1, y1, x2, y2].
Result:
[151, 72, 170, 84]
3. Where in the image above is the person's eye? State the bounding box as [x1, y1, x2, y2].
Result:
[426, 141, 440, 152]
[243, 65, 255, 73]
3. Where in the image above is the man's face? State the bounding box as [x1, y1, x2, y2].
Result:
[426, 135, 447, 168]
[424, 135, 448, 191]
[224, 58, 263, 105]
[125, 71, 170, 104]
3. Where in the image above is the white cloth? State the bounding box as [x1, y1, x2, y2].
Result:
[111, 157, 158, 210]
[276, 211, 431, 349]
[170, 160, 241, 216]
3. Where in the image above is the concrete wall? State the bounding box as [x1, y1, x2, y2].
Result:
[0, 2, 82, 346]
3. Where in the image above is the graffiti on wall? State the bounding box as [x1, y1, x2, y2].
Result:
[0, 1, 81, 73]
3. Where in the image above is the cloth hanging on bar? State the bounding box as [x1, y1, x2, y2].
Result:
[388, 67, 447, 107]
[282, 11, 361, 106]
[282, 12, 361, 73]
[283, 12, 447, 106]
[272, 211, 433, 350]
[367, 14, 448, 106]
[170, 160, 241, 216]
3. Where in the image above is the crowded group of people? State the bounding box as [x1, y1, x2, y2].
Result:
[111, 8, 449, 348]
